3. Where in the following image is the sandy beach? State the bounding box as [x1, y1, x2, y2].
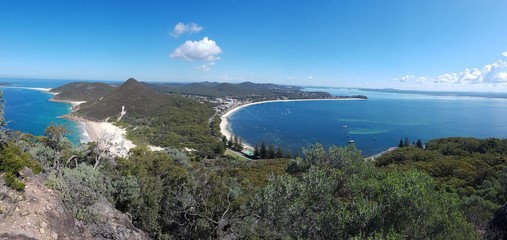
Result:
[220, 98, 366, 150]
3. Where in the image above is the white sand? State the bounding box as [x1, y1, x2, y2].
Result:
[81, 120, 136, 157]
[220, 98, 366, 150]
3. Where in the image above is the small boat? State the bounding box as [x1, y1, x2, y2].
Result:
[342, 125, 348, 128]
[348, 140, 355, 144]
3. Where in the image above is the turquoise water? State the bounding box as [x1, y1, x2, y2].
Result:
[2, 87, 81, 145]
[0, 78, 118, 145]
[228, 89, 507, 156]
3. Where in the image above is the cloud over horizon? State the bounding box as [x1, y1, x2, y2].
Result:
[171, 37, 222, 71]
[395, 55, 507, 88]
[170, 22, 203, 38]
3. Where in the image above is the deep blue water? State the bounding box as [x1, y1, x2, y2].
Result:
[0, 78, 120, 145]
[228, 89, 507, 156]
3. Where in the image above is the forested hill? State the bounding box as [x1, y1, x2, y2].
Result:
[375, 137, 507, 237]
[147, 81, 342, 100]
[49, 82, 115, 102]
[73, 78, 218, 152]
[76, 78, 173, 121]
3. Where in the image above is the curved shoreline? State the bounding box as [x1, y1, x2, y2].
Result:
[219, 98, 366, 150]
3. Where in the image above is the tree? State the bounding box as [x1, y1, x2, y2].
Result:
[227, 137, 233, 148]
[254, 144, 260, 158]
[404, 137, 410, 147]
[215, 141, 225, 155]
[221, 136, 227, 148]
[294, 150, 300, 159]
[246, 144, 477, 239]
[233, 135, 239, 150]
[237, 138, 244, 152]
[268, 144, 276, 159]
[260, 142, 267, 159]
[416, 139, 423, 149]
[90, 130, 116, 169]
[276, 146, 284, 159]
[399, 139, 404, 148]
[286, 149, 292, 159]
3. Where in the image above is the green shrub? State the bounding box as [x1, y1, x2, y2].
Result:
[3, 172, 25, 191]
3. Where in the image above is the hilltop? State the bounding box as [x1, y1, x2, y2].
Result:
[50, 82, 115, 102]
[76, 78, 171, 121]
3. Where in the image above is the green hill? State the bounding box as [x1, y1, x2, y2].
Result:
[148, 81, 337, 100]
[75, 78, 218, 152]
[50, 82, 115, 102]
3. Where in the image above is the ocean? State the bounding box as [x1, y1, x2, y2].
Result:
[0, 78, 117, 145]
[227, 88, 507, 156]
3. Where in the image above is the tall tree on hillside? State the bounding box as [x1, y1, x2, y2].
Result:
[268, 144, 276, 159]
[416, 139, 423, 149]
[233, 136, 239, 150]
[237, 138, 244, 152]
[221, 136, 227, 148]
[260, 142, 267, 159]
[398, 139, 404, 148]
[404, 137, 410, 147]
[254, 144, 260, 158]
[227, 137, 233, 148]
[286, 149, 292, 159]
[276, 146, 284, 159]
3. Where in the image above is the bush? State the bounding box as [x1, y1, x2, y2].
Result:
[3, 172, 25, 191]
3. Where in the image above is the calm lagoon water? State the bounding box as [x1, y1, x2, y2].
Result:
[228, 88, 507, 156]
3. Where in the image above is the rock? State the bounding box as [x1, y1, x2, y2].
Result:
[51, 232, 58, 239]
[486, 203, 507, 240]
[87, 198, 149, 240]
[20, 210, 29, 216]
[0, 167, 91, 240]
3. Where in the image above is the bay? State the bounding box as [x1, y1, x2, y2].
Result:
[228, 89, 507, 156]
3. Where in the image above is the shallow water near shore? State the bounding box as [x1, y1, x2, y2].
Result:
[0, 78, 113, 145]
[2, 87, 82, 145]
[228, 88, 507, 156]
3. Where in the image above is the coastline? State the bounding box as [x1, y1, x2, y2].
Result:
[62, 114, 136, 156]
[50, 95, 137, 156]
[220, 98, 366, 150]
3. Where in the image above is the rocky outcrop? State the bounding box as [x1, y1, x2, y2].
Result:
[0, 168, 149, 240]
[486, 203, 507, 240]
[0, 168, 91, 239]
[86, 197, 149, 239]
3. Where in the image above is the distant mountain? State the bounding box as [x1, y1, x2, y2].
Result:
[148, 81, 334, 100]
[50, 82, 115, 102]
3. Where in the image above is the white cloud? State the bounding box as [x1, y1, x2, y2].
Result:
[171, 37, 222, 71]
[194, 62, 215, 72]
[503, 51, 507, 57]
[170, 22, 203, 38]
[307, 76, 313, 79]
[394, 74, 415, 82]
[396, 56, 507, 88]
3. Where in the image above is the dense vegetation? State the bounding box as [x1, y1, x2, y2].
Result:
[50, 82, 115, 102]
[148, 81, 340, 101]
[376, 137, 507, 235]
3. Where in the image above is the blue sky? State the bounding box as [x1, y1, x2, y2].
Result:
[1, 0, 507, 91]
